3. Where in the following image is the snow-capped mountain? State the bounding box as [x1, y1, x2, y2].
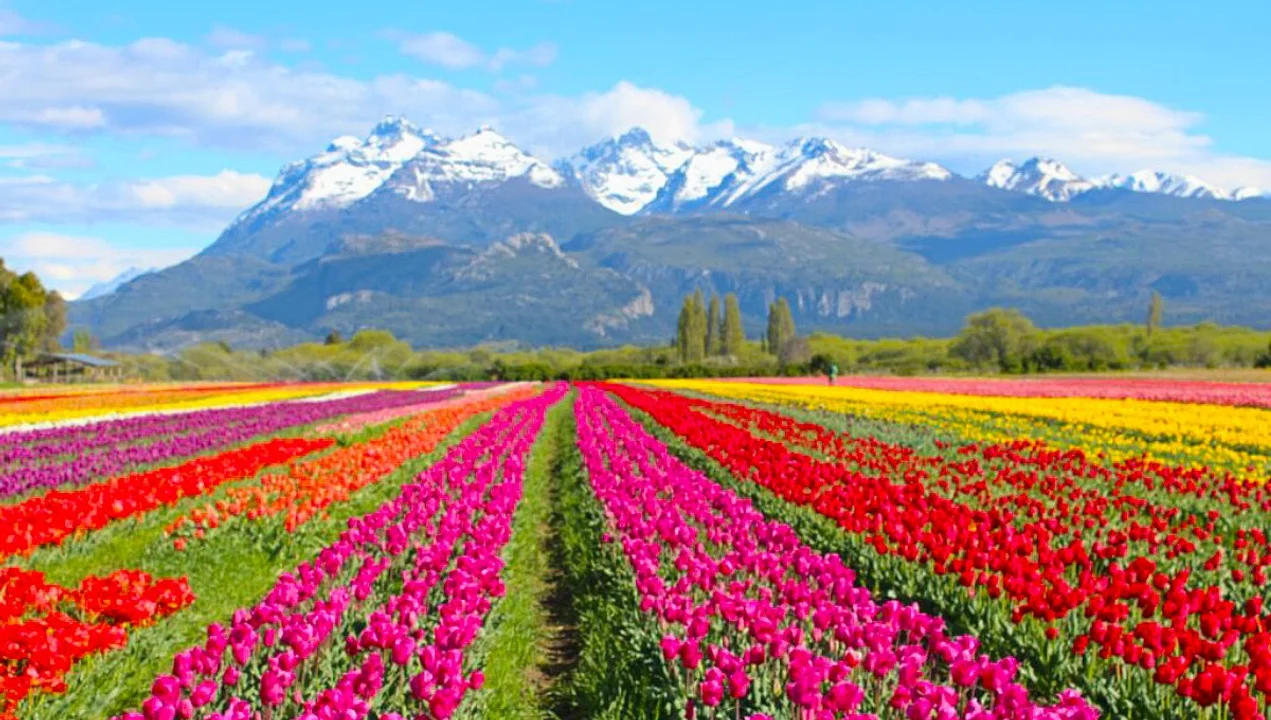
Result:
[650, 137, 951, 212]
[1096, 170, 1229, 200]
[560, 128, 695, 215]
[383, 126, 564, 203]
[237, 117, 441, 225]
[740, 138, 953, 195]
[79, 267, 155, 300]
[1233, 186, 1270, 201]
[646, 138, 775, 212]
[225, 116, 1262, 245]
[977, 158, 1096, 202]
[208, 119, 606, 264]
[975, 159, 1244, 203]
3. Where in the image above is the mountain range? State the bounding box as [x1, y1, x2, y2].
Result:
[69, 117, 1271, 351]
[79, 267, 156, 301]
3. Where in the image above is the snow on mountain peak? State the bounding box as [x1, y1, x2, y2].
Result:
[720, 136, 951, 203]
[781, 138, 952, 188]
[386, 126, 564, 203]
[562, 127, 696, 215]
[648, 136, 949, 212]
[978, 157, 1245, 203]
[977, 157, 1095, 202]
[1097, 170, 1229, 200]
[232, 117, 1259, 229]
[646, 138, 773, 211]
[726, 137, 775, 156]
[446, 125, 520, 154]
[236, 116, 443, 223]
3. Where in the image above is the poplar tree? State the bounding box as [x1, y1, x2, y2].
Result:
[721, 293, 745, 356]
[706, 294, 720, 356]
[676, 293, 707, 363]
[687, 290, 707, 362]
[765, 302, 778, 355]
[1146, 291, 1164, 338]
[676, 296, 691, 362]
[779, 298, 796, 349]
[766, 297, 796, 356]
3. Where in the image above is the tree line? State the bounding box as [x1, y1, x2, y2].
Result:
[3, 252, 1266, 383]
[945, 294, 1271, 373]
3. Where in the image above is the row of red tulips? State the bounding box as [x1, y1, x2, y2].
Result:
[0, 437, 332, 561]
[0, 567, 194, 718]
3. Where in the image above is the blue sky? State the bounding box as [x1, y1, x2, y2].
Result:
[1, 0, 1268, 296]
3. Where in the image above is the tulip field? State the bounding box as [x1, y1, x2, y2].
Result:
[2, 375, 1271, 719]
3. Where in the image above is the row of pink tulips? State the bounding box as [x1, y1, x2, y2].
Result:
[735, 376, 1271, 408]
[575, 386, 1099, 719]
[117, 384, 565, 720]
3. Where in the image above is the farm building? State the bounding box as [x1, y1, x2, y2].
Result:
[24, 353, 123, 382]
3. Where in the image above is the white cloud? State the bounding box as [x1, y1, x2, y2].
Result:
[810, 86, 1271, 190]
[33, 106, 108, 129]
[0, 143, 92, 169]
[824, 97, 990, 126]
[0, 37, 726, 159]
[0, 232, 197, 298]
[206, 25, 267, 51]
[0, 9, 48, 36]
[0, 37, 503, 153]
[126, 170, 271, 209]
[503, 81, 733, 157]
[396, 31, 557, 72]
[0, 170, 271, 228]
[398, 32, 485, 70]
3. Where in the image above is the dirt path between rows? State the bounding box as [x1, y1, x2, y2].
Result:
[534, 478, 583, 718]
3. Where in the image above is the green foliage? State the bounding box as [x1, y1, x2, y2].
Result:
[721, 293, 745, 357]
[777, 335, 812, 369]
[675, 293, 707, 363]
[950, 308, 1038, 372]
[1146, 291, 1164, 338]
[765, 297, 795, 356]
[103, 307, 1271, 382]
[705, 293, 720, 356]
[71, 328, 98, 353]
[43, 292, 67, 352]
[324, 329, 343, 345]
[0, 263, 65, 374]
[1256, 341, 1271, 369]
